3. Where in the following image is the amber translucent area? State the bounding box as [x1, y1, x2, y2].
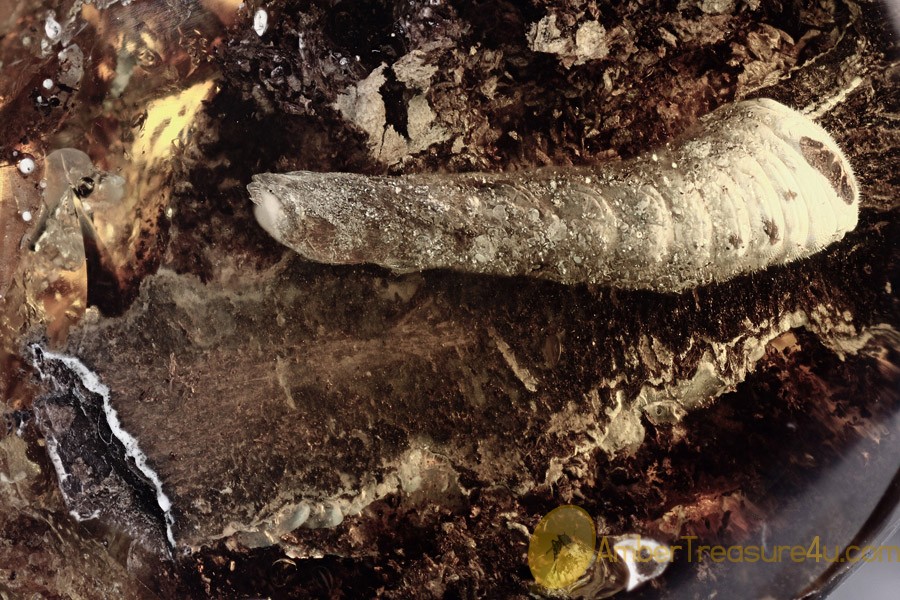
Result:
[0, 1, 896, 599]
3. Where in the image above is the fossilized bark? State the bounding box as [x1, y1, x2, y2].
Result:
[2, 0, 897, 598]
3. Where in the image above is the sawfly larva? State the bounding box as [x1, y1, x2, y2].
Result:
[248, 99, 859, 292]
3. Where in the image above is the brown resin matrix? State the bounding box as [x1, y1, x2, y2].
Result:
[247, 99, 859, 293]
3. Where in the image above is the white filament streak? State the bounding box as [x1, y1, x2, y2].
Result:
[39, 350, 176, 548]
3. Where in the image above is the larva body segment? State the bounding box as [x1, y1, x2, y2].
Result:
[248, 99, 858, 292]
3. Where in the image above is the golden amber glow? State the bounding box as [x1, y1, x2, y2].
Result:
[528, 505, 597, 590]
[133, 80, 215, 163]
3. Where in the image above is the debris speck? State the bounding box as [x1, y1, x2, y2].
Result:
[44, 15, 62, 41]
[253, 9, 268, 37]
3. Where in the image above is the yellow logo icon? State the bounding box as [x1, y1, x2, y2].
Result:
[528, 505, 597, 590]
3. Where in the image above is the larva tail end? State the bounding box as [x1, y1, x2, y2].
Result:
[739, 99, 860, 204]
[797, 133, 860, 206]
[746, 98, 860, 240]
[796, 130, 860, 247]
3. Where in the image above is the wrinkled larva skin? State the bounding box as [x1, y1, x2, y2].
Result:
[248, 99, 859, 292]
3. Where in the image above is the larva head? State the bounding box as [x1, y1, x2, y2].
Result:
[248, 172, 344, 259]
[248, 171, 395, 267]
[746, 99, 859, 246]
[247, 175, 288, 243]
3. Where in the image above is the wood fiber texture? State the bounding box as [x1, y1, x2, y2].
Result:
[1, 0, 897, 598]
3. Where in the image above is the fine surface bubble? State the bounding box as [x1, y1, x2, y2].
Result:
[17, 157, 36, 175]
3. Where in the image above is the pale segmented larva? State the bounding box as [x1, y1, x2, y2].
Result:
[248, 99, 859, 292]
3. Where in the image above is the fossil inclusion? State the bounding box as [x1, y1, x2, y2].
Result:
[249, 99, 858, 292]
[0, 0, 897, 598]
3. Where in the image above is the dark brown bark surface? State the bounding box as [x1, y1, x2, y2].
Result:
[1, 0, 898, 598]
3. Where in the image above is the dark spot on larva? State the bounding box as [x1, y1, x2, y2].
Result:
[839, 178, 854, 204]
[784, 189, 797, 201]
[150, 118, 172, 146]
[762, 218, 779, 245]
[727, 234, 742, 249]
[799, 136, 855, 205]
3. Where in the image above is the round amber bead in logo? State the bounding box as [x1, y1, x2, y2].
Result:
[528, 505, 597, 589]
